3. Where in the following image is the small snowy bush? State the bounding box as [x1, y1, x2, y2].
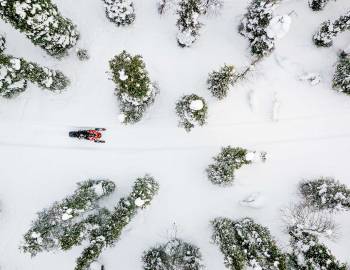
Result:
[75, 175, 159, 270]
[299, 178, 350, 211]
[212, 217, 287, 270]
[333, 53, 350, 95]
[143, 238, 204, 270]
[77, 49, 90, 61]
[288, 226, 348, 270]
[0, 0, 79, 57]
[206, 146, 266, 185]
[104, 0, 136, 26]
[21, 180, 116, 256]
[175, 94, 208, 132]
[109, 50, 159, 124]
[313, 11, 350, 47]
[200, 0, 223, 15]
[0, 53, 69, 98]
[308, 0, 331, 11]
[0, 34, 5, 53]
[176, 0, 202, 47]
[207, 64, 236, 99]
[239, 0, 279, 57]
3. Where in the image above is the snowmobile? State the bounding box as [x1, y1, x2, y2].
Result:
[69, 128, 106, 143]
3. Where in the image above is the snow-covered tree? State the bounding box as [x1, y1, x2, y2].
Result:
[206, 146, 266, 185]
[313, 10, 350, 47]
[176, 0, 202, 47]
[175, 94, 208, 132]
[143, 238, 203, 270]
[308, 0, 331, 11]
[288, 226, 348, 270]
[212, 217, 287, 270]
[103, 0, 136, 26]
[207, 64, 236, 99]
[75, 175, 159, 270]
[109, 51, 159, 124]
[239, 0, 279, 57]
[0, 34, 5, 53]
[333, 53, 350, 95]
[0, 53, 69, 98]
[299, 178, 350, 211]
[21, 180, 116, 256]
[0, 0, 79, 57]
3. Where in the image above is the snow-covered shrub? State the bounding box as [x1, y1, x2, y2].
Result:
[21, 180, 116, 256]
[0, 0, 79, 57]
[299, 178, 350, 211]
[313, 11, 350, 47]
[143, 238, 203, 270]
[103, 0, 136, 26]
[200, 0, 223, 15]
[212, 217, 287, 270]
[282, 203, 337, 238]
[176, 0, 202, 47]
[308, 0, 331, 11]
[75, 175, 159, 270]
[288, 226, 348, 270]
[206, 146, 266, 185]
[333, 53, 350, 95]
[0, 34, 5, 53]
[77, 49, 90, 61]
[0, 53, 69, 98]
[207, 64, 236, 99]
[239, 0, 279, 57]
[109, 50, 159, 124]
[175, 94, 208, 132]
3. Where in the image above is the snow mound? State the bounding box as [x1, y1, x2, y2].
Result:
[267, 15, 291, 40]
[189, 99, 204, 111]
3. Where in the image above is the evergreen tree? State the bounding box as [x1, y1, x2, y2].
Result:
[104, 0, 136, 26]
[212, 217, 287, 270]
[176, 0, 202, 47]
[0, 53, 69, 98]
[109, 50, 159, 124]
[143, 238, 203, 270]
[206, 146, 266, 185]
[207, 64, 236, 99]
[308, 0, 331, 11]
[333, 53, 350, 95]
[175, 94, 208, 132]
[288, 226, 348, 270]
[0, 0, 79, 57]
[239, 0, 279, 57]
[299, 177, 350, 211]
[21, 180, 116, 256]
[75, 175, 159, 270]
[313, 10, 350, 47]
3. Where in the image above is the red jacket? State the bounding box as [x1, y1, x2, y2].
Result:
[87, 130, 102, 140]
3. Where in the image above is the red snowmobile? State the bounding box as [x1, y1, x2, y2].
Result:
[69, 128, 106, 143]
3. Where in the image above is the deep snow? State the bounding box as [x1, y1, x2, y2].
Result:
[1, 0, 350, 269]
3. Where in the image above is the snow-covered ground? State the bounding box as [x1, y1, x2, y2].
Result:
[1, 0, 350, 269]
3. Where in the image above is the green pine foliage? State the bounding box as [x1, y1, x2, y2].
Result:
[0, 0, 79, 57]
[206, 146, 265, 185]
[143, 238, 203, 270]
[75, 175, 159, 270]
[239, 0, 279, 57]
[76, 49, 90, 61]
[288, 226, 348, 270]
[104, 0, 136, 26]
[0, 53, 69, 98]
[212, 217, 287, 270]
[308, 0, 331, 11]
[21, 180, 116, 256]
[333, 53, 350, 95]
[299, 177, 350, 211]
[207, 64, 236, 99]
[109, 50, 159, 124]
[175, 94, 208, 132]
[313, 10, 350, 47]
[176, 0, 202, 47]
